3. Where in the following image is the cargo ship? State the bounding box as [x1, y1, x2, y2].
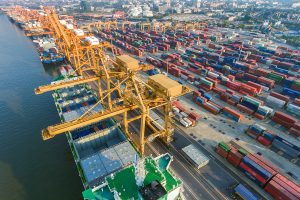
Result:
[35, 38, 65, 65]
[51, 78, 183, 199]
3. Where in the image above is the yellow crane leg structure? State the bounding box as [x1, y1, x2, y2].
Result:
[34, 76, 100, 95]
[42, 105, 138, 140]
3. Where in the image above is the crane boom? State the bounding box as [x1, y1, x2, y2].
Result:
[34, 76, 99, 94]
[42, 105, 138, 140]
[44, 8, 72, 48]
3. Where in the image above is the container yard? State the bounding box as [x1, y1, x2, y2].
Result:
[3, 4, 300, 200]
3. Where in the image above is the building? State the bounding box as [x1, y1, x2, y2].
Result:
[113, 11, 125, 19]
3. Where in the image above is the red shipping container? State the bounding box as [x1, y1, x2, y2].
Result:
[199, 84, 213, 91]
[251, 153, 279, 172]
[226, 89, 235, 95]
[257, 136, 272, 146]
[289, 128, 300, 137]
[223, 107, 244, 119]
[215, 146, 228, 158]
[246, 129, 260, 139]
[226, 81, 241, 91]
[294, 99, 300, 107]
[273, 112, 297, 124]
[212, 87, 225, 94]
[227, 75, 235, 81]
[209, 101, 223, 110]
[276, 174, 300, 194]
[257, 77, 275, 88]
[292, 123, 300, 131]
[237, 104, 255, 115]
[239, 162, 267, 185]
[244, 73, 258, 82]
[202, 103, 219, 115]
[188, 112, 200, 121]
[270, 92, 290, 103]
[246, 81, 263, 94]
[206, 77, 218, 87]
[226, 149, 243, 167]
[227, 99, 236, 106]
[248, 154, 278, 177]
[193, 91, 201, 98]
[253, 112, 265, 120]
[291, 83, 300, 92]
[255, 68, 271, 77]
[265, 179, 300, 200]
[271, 116, 295, 128]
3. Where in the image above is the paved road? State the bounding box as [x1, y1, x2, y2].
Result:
[125, 118, 224, 200]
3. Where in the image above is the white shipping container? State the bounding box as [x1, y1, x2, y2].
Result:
[182, 144, 209, 169]
[183, 117, 192, 126]
[84, 36, 100, 46]
[65, 24, 74, 30]
[180, 112, 188, 118]
[258, 106, 273, 115]
[220, 75, 229, 81]
[179, 119, 189, 127]
[59, 20, 67, 25]
[207, 71, 219, 79]
[74, 29, 84, 36]
[286, 104, 300, 116]
[181, 74, 188, 80]
[261, 85, 269, 92]
[266, 95, 285, 108]
[172, 107, 180, 113]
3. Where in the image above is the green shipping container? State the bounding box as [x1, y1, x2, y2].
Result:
[218, 142, 231, 152]
[292, 80, 300, 87]
[200, 78, 213, 86]
[268, 73, 284, 83]
[242, 96, 261, 107]
[238, 148, 248, 156]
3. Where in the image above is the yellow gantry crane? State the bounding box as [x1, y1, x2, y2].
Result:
[30, 9, 191, 155]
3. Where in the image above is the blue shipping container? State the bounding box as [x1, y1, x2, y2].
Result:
[242, 156, 272, 180]
[272, 136, 300, 158]
[234, 184, 258, 200]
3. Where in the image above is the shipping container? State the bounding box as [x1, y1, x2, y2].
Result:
[272, 136, 300, 158]
[234, 184, 258, 200]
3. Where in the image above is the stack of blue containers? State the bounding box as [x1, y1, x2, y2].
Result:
[271, 136, 300, 158]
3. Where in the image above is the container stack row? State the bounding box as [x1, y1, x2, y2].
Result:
[216, 141, 300, 200]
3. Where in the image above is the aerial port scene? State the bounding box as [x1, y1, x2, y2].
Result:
[0, 0, 300, 199]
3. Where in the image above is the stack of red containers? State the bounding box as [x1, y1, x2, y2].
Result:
[271, 111, 297, 128]
[294, 98, 300, 106]
[246, 81, 263, 94]
[289, 123, 300, 137]
[226, 81, 241, 91]
[255, 68, 271, 77]
[188, 112, 200, 121]
[270, 92, 289, 104]
[169, 67, 181, 77]
[239, 83, 258, 96]
[264, 174, 300, 200]
[237, 104, 255, 115]
[226, 147, 244, 167]
[257, 77, 275, 88]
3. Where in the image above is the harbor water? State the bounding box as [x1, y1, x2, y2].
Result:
[0, 15, 82, 199]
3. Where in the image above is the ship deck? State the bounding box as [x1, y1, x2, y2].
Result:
[82, 154, 182, 200]
[53, 83, 137, 187]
